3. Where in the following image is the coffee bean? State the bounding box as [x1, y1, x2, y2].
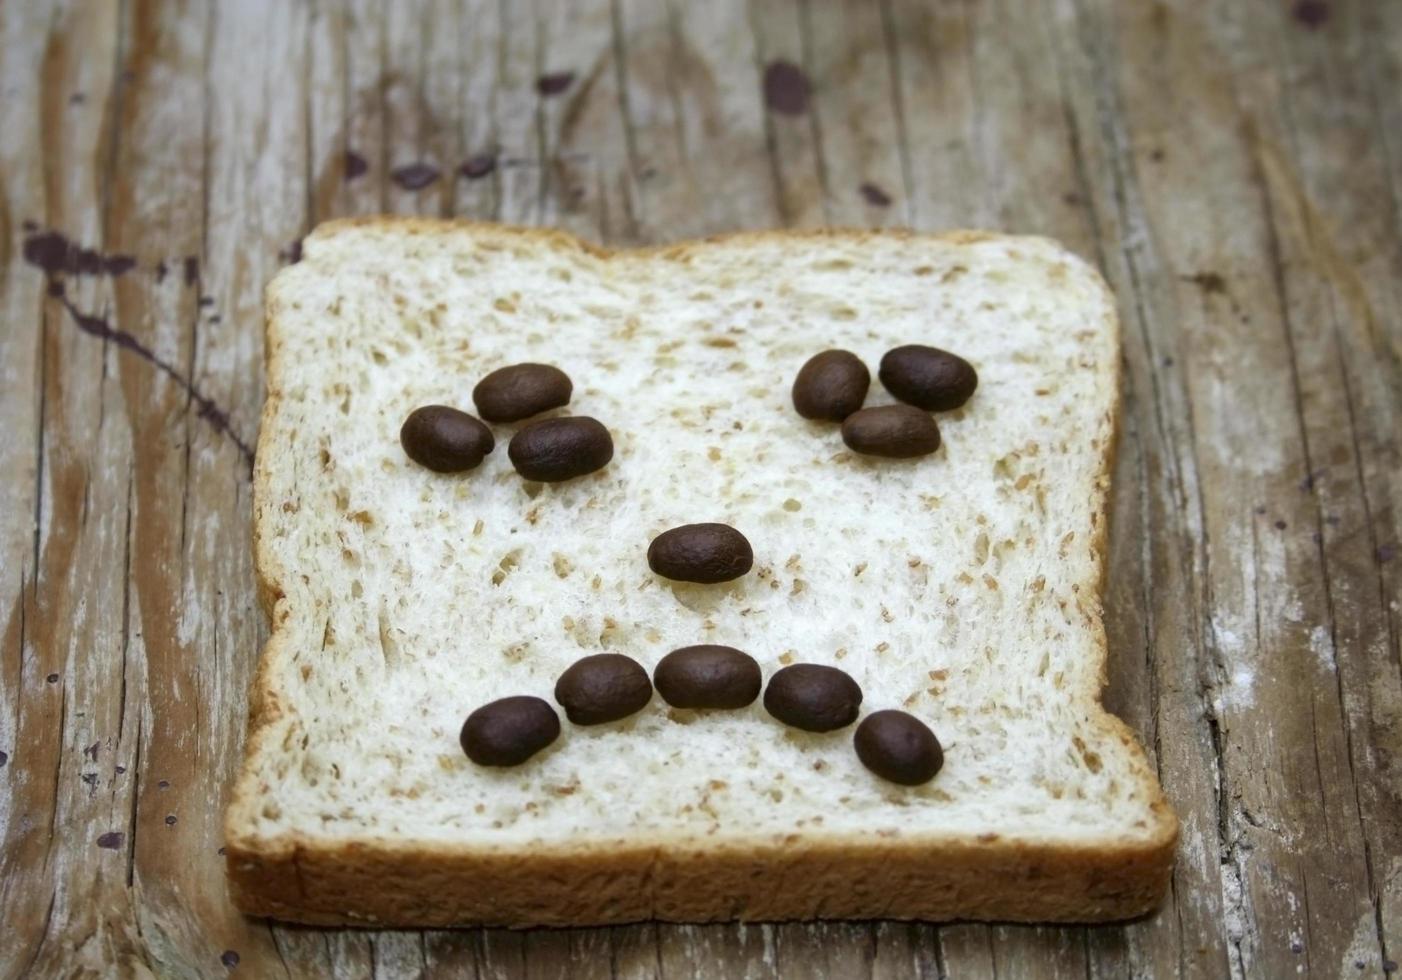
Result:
[654, 645, 762, 709]
[555, 653, 653, 725]
[763, 664, 862, 732]
[508, 416, 613, 481]
[400, 405, 495, 472]
[647, 523, 753, 584]
[841, 405, 941, 458]
[460, 696, 560, 766]
[792, 349, 870, 422]
[473, 363, 573, 423]
[854, 710, 944, 785]
[879, 345, 978, 411]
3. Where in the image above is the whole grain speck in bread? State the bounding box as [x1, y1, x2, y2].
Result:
[226, 218, 1177, 927]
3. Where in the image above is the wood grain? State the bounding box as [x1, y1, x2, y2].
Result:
[2, 0, 1398, 977]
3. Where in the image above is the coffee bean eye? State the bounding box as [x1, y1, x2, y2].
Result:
[878, 345, 978, 412]
[473, 363, 573, 423]
[400, 405, 495, 472]
[792, 349, 870, 422]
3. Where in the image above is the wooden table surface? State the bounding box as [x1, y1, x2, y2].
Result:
[3, 0, 1399, 977]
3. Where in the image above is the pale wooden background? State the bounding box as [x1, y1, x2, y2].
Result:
[2, 0, 1399, 977]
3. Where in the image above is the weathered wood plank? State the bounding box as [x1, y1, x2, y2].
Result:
[534, 0, 631, 241]
[1048, 2, 1233, 976]
[1256, 0, 1402, 969]
[2, 2, 135, 977]
[448, 0, 506, 223]
[610, 0, 781, 240]
[0, 12, 51, 977]
[1107, 3, 1384, 977]
[748, 0, 826, 229]
[117, 1, 308, 977]
[803, 0, 907, 229]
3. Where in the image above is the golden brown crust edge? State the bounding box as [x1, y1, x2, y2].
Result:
[226, 828, 1176, 928]
[227, 218, 1178, 927]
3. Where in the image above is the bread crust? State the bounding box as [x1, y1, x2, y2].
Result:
[228, 218, 1177, 927]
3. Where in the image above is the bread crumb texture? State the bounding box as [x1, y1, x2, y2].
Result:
[234, 222, 1170, 861]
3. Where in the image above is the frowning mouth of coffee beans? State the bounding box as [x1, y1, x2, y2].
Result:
[459, 649, 944, 785]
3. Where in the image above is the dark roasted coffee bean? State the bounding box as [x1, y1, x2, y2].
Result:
[763, 663, 862, 732]
[854, 709, 944, 785]
[879, 345, 978, 411]
[654, 645, 762, 709]
[508, 416, 613, 481]
[460, 696, 560, 766]
[473, 363, 573, 423]
[400, 405, 495, 472]
[841, 405, 941, 458]
[792, 349, 870, 422]
[647, 523, 753, 584]
[554, 653, 653, 725]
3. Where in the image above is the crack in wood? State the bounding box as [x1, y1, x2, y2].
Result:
[23, 252, 255, 467]
[125, 724, 142, 890]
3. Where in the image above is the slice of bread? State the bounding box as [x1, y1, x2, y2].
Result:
[227, 218, 1177, 927]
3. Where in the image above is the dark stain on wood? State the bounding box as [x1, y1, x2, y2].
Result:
[23, 259, 255, 465]
[1292, 1, 1330, 28]
[763, 60, 811, 115]
[390, 162, 440, 190]
[860, 182, 892, 206]
[344, 149, 368, 180]
[22, 230, 135, 277]
[536, 71, 575, 96]
[460, 153, 497, 179]
[1183, 271, 1227, 295]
